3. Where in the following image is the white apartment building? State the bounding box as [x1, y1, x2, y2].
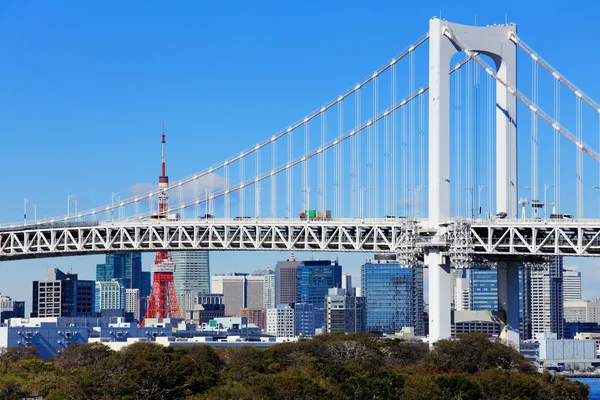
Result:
[563, 267, 582, 302]
[125, 288, 140, 321]
[266, 305, 294, 337]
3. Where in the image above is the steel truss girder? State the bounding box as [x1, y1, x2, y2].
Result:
[0, 220, 408, 261]
[3, 219, 600, 261]
[469, 220, 600, 257]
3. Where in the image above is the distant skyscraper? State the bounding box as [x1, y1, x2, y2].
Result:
[95, 281, 125, 312]
[325, 288, 366, 333]
[211, 274, 264, 316]
[172, 251, 210, 311]
[564, 300, 600, 323]
[140, 271, 151, 317]
[263, 274, 276, 309]
[96, 253, 142, 289]
[362, 255, 424, 335]
[296, 260, 342, 305]
[32, 268, 94, 318]
[125, 288, 141, 321]
[471, 269, 498, 311]
[341, 273, 355, 296]
[275, 258, 301, 305]
[454, 277, 471, 311]
[531, 257, 564, 338]
[519, 266, 532, 340]
[563, 267, 582, 302]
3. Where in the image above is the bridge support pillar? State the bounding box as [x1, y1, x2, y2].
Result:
[497, 262, 520, 350]
[427, 252, 451, 345]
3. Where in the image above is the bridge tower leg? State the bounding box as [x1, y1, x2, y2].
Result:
[427, 253, 452, 343]
[427, 17, 517, 344]
[497, 262, 521, 349]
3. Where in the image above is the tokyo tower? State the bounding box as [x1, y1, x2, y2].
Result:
[141, 124, 182, 325]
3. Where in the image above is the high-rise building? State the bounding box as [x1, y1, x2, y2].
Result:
[96, 253, 149, 318]
[362, 255, 424, 335]
[32, 268, 95, 318]
[0, 297, 25, 322]
[240, 308, 266, 331]
[246, 276, 264, 309]
[296, 260, 342, 305]
[266, 304, 295, 337]
[341, 273, 355, 296]
[95, 281, 125, 312]
[172, 251, 210, 312]
[125, 288, 141, 321]
[140, 271, 151, 318]
[0, 296, 13, 322]
[563, 267, 582, 302]
[263, 274, 275, 309]
[531, 257, 564, 338]
[325, 288, 366, 333]
[519, 266, 532, 340]
[211, 274, 264, 316]
[296, 259, 342, 329]
[471, 269, 498, 311]
[275, 259, 301, 305]
[454, 277, 471, 311]
[564, 299, 600, 323]
[450, 269, 466, 308]
[96, 253, 142, 290]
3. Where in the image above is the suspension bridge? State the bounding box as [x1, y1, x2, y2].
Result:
[3, 18, 600, 345]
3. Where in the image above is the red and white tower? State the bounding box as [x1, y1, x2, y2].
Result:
[142, 124, 182, 325]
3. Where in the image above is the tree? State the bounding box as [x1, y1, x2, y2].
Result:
[425, 333, 535, 374]
[54, 342, 113, 370]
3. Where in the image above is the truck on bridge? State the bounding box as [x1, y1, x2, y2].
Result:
[299, 210, 332, 221]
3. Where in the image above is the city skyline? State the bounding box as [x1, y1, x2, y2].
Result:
[4, 2, 600, 315]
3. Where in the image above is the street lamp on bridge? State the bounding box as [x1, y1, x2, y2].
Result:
[477, 185, 488, 218]
[23, 198, 33, 224]
[544, 184, 554, 220]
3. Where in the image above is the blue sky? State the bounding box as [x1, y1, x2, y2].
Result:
[2, 1, 600, 307]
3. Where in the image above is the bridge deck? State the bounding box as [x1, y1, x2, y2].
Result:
[2, 218, 600, 261]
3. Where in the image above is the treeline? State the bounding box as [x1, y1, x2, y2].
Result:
[0, 333, 589, 399]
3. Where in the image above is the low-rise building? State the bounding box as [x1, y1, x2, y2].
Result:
[575, 332, 600, 356]
[0, 317, 172, 360]
[240, 308, 266, 331]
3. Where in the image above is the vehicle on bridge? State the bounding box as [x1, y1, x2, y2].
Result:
[550, 213, 573, 219]
[150, 213, 181, 221]
[299, 210, 332, 221]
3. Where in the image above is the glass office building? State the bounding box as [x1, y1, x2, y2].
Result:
[361, 255, 424, 335]
[296, 260, 341, 329]
[471, 269, 498, 311]
[96, 253, 143, 290]
[296, 260, 342, 306]
[172, 251, 210, 311]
